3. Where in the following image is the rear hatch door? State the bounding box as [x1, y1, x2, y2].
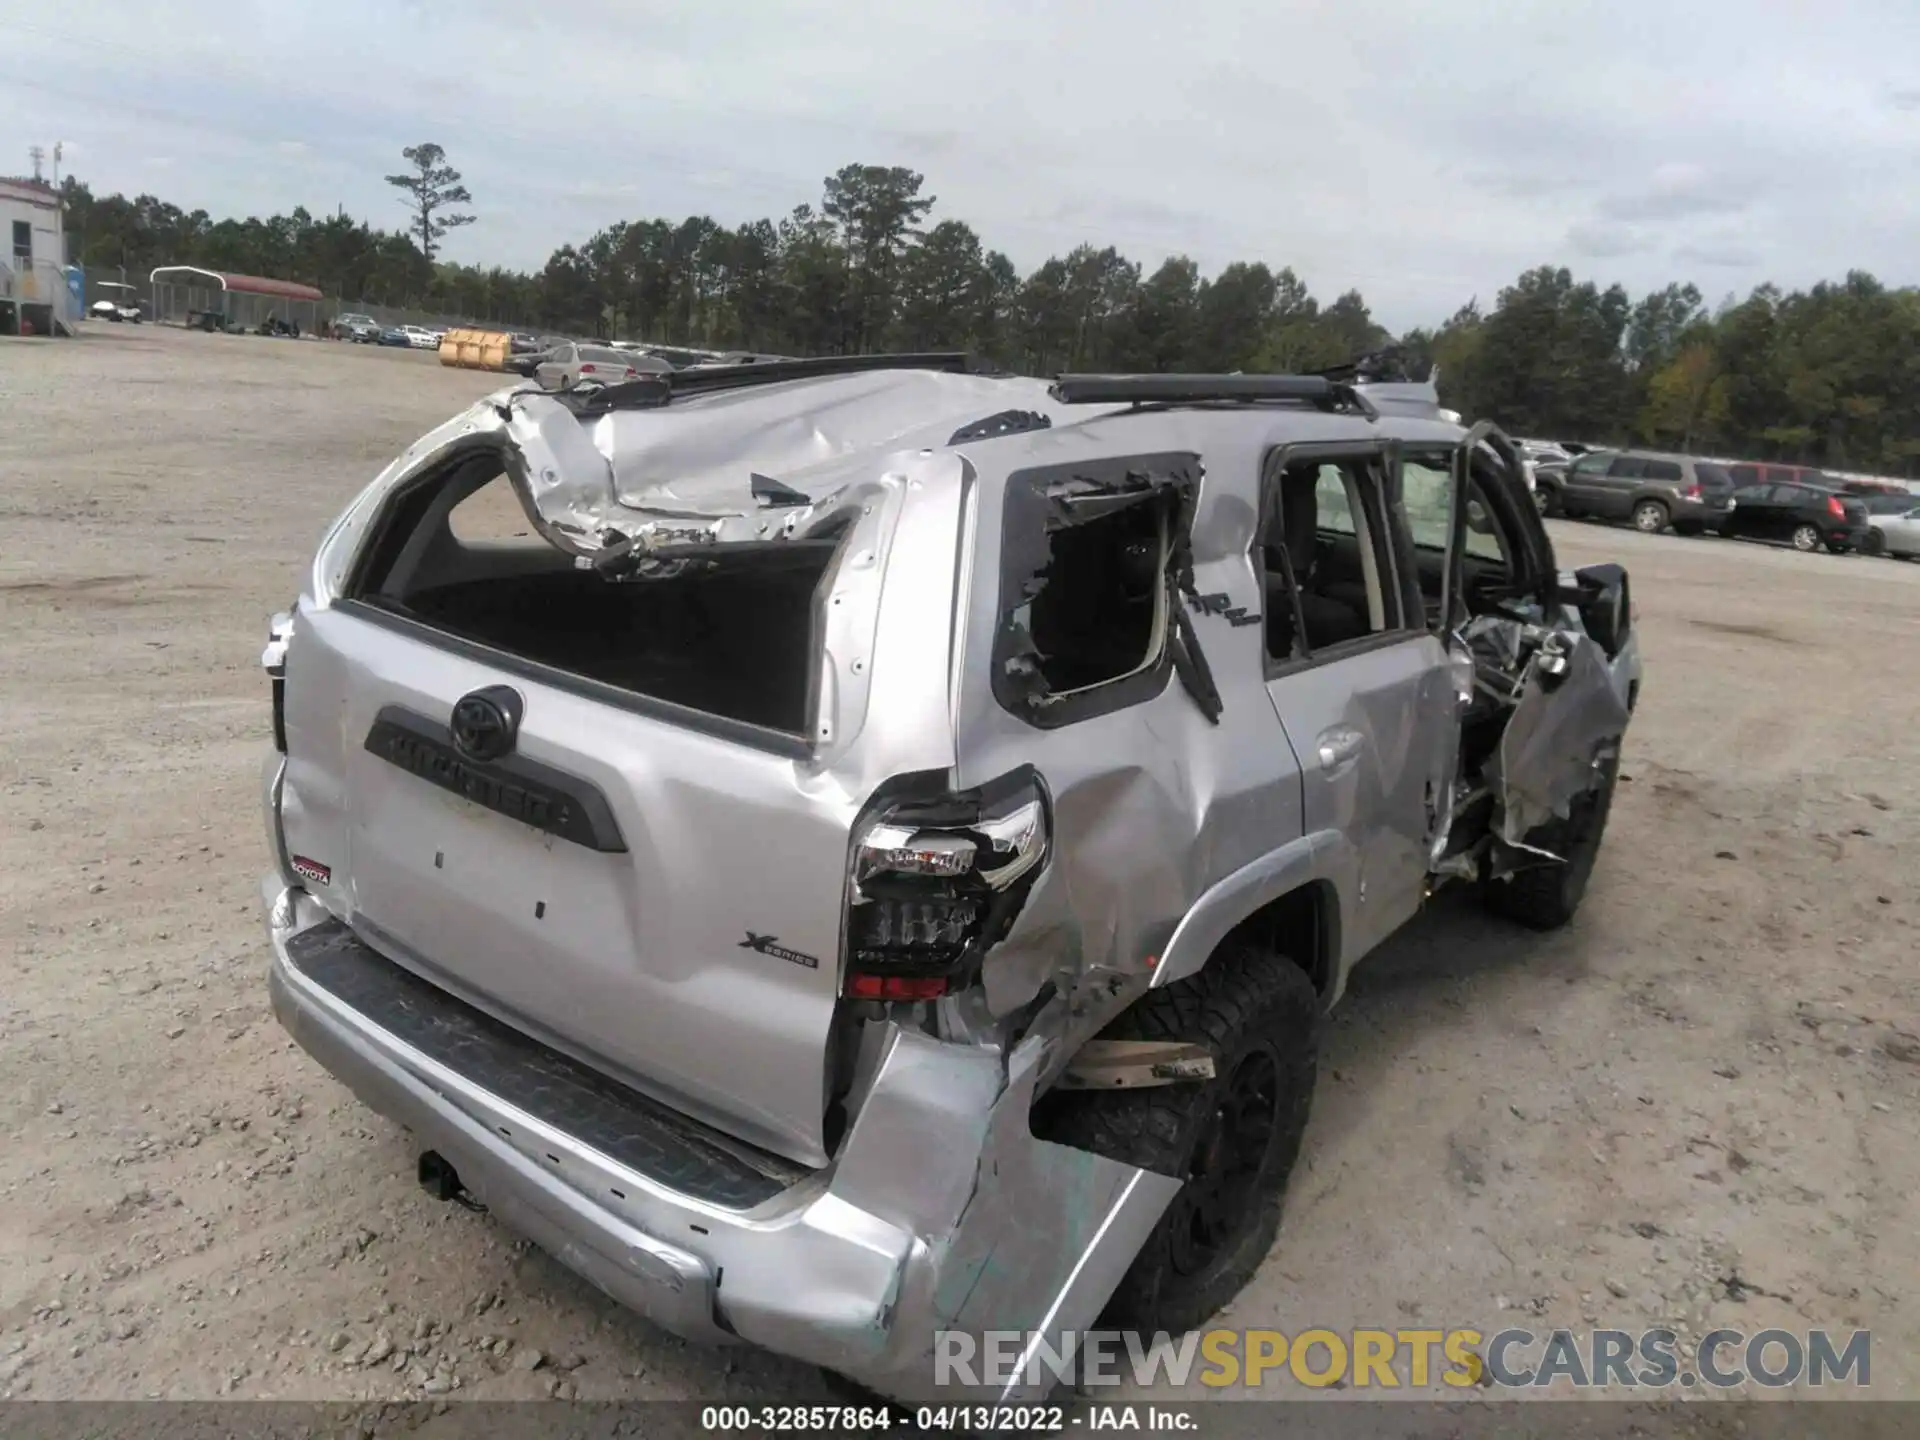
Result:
[287, 603, 856, 1168]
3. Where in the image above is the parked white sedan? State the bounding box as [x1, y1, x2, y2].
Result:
[400, 325, 443, 351]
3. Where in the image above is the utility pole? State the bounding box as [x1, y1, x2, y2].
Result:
[29, 145, 45, 182]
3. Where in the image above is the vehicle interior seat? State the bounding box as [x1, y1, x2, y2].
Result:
[1266, 467, 1371, 654]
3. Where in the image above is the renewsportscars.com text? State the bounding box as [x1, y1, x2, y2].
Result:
[934, 1326, 1871, 1391]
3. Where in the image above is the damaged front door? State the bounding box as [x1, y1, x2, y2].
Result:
[1258, 444, 1460, 964]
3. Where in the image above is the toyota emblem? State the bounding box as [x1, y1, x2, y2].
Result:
[449, 686, 523, 762]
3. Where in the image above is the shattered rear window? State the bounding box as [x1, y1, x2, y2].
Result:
[991, 453, 1220, 729]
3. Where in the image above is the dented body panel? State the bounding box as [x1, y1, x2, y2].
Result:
[261, 360, 1641, 1402]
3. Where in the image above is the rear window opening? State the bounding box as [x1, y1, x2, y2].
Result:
[991, 453, 1213, 729]
[1021, 503, 1168, 693]
[348, 458, 837, 738]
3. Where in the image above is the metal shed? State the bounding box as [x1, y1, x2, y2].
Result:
[148, 265, 326, 335]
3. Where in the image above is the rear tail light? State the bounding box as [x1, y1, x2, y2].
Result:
[843, 769, 1051, 1000]
[1827, 495, 1846, 519]
[1683, 484, 1701, 499]
[262, 609, 294, 753]
[625, 366, 638, 378]
[580, 362, 597, 374]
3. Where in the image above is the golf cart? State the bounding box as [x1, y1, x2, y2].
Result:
[89, 282, 146, 323]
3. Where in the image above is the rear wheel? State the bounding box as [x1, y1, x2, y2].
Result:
[1861, 529, 1888, 558]
[1632, 500, 1670, 534]
[1537, 485, 1563, 519]
[1790, 523, 1822, 552]
[1033, 946, 1320, 1336]
[1484, 754, 1619, 930]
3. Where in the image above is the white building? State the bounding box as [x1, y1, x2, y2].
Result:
[1, 176, 77, 336]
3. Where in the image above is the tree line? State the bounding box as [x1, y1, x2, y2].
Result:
[54, 156, 1920, 474]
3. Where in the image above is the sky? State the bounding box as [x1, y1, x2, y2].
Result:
[5, 0, 1919, 333]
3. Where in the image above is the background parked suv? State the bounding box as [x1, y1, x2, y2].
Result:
[1544, 448, 1736, 534]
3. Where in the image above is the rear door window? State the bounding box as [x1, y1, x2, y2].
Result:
[1608, 456, 1648, 480]
[1642, 459, 1683, 482]
[1694, 463, 1733, 489]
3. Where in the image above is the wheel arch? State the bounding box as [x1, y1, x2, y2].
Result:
[1149, 833, 1342, 998]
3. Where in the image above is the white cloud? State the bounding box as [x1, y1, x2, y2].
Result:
[5, 0, 1919, 329]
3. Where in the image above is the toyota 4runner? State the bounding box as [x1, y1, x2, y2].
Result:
[259, 352, 1641, 1403]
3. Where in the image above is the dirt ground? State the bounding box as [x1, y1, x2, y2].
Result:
[1, 324, 1915, 1409]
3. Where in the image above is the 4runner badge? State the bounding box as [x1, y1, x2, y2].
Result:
[738, 932, 820, 969]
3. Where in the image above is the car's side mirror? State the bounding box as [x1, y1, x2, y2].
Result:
[1561, 562, 1631, 658]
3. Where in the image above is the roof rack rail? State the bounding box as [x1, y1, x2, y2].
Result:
[1048, 373, 1378, 420]
[669, 351, 986, 392]
[551, 351, 999, 417]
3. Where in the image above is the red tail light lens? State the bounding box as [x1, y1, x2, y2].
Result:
[579, 362, 596, 374]
[843, 769, 1051, 999]
[625, 367, 638, 377]
[1684, 484, 1701, 499]
[1827, 495, 1846, 519]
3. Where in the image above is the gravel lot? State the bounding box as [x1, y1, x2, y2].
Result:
[2, 325, 1915, 1408]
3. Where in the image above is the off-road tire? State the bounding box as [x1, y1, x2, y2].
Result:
[1034, 947, 1320, 1337]
[1632, 500, 1669, 534]
[1791, 523, 1822, 552]
[1483, 753, 1620, 930]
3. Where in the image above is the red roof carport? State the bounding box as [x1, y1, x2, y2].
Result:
[147, 265, 326, 333]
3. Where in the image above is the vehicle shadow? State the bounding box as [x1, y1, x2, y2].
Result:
[1305, 884, 1598, 1146]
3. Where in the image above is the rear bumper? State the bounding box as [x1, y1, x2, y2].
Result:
[1827, 523, 1870, 548]
[1671, 497, 1731, 525]
[263, 874, 1176, 1403]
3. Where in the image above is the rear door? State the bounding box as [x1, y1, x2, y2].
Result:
[535, 344, 573, 389]
[1890, 506, 1920, 556]
[1562, 453, 1613, 513]
[1597, 455, 1646, 518]
[1772, 484, 1815, 540]
[1259, 442, 1460, 961]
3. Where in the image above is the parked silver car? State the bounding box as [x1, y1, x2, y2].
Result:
[534, 342, 672, 389]
[1863, 494, 1920, 558]
[258, 356, 1640, 1404]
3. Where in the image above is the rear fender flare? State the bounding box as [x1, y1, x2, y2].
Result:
[1149, 832, 1345, 992]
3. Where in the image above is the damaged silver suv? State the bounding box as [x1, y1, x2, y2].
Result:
[260, 352, 1640, 1403]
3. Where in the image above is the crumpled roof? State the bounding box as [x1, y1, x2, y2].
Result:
[598, 369, 1069, 510]
[502, 368, 1099, 548]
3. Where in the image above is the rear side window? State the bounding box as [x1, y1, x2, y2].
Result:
[1262, 454, 1407, 661]
[1642, 459, 1683, 482]
[993, 452, 1213, 728]
[1608, 456, 1647, 480]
